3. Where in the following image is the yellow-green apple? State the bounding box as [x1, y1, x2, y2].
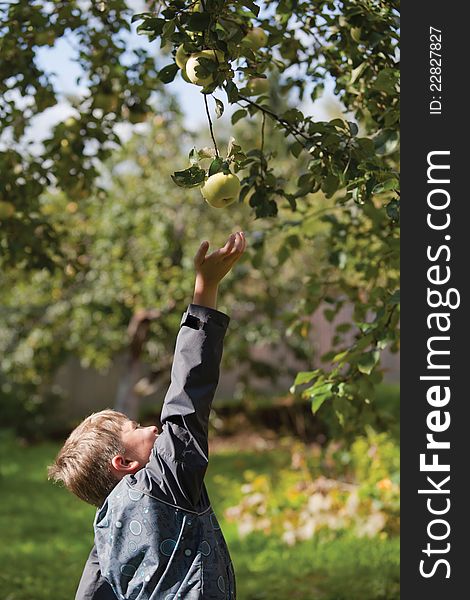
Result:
[201, 172, 241, 208]
[242, 27, 268, 49]
[175, 44, 190, 69]
[185, 50, 224, 86]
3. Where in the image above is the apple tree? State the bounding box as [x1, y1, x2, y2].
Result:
[0, 0, 164, 270]
[132, 0, 400, 431]
[0, 112, 326, 434]
[1, 0, 400, 436]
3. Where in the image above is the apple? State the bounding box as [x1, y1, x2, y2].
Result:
[175, 44, 190, 69]
[185, 50, 224, 86]
[242, 27, 268, 50]
[181, 68, 192, 83]
[201, 172, 241, 208]
[0, 200, 15, 219]
[245, 77, 269, 96]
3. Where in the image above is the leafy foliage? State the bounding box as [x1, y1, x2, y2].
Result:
[133, 0, 399, 217]
[0, 0, 164, 269]
[1, 0, 400, 434]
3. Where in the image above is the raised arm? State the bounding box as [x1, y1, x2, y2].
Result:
[148, 232, 246, 506]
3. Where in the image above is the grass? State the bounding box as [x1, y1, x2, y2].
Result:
[0, 431, 399, 600]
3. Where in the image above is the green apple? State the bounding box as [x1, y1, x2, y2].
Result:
[185, 50, 224, 86]
[242, 27, 268, 50]
[0, 200, 15, 219]
[175, 44, 190, 69]
[181, 67, 192, 83]
[201, 172, 241, 208]
[245, 77, 270, 96]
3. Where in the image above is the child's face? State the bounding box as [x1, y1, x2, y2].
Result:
[120, 420, 159, 470]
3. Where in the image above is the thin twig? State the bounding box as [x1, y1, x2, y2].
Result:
[238, 94, 311, 142]
[261, 111, 266, 153]
[204, 94, 219, 157]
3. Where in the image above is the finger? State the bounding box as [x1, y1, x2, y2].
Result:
[229, 232, 244, 256]
[225, 232, 240, 257]
[220, 233, 236, 256]
[225, 232, 244, 259]
[240, 231, 247, 252]
[194, 240, 209, 266]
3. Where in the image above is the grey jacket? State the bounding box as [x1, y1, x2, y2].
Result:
[75, 304, 235, 600]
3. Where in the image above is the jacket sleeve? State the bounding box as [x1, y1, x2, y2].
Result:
[146, 303, 230, 506]
[75, 544, 117, 600]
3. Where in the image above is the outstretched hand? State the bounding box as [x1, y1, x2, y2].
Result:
[194, 231, 247, 286]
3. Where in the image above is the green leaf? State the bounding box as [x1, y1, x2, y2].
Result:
[171, 166, 206, 188]
[373, 68, 399, 94]
[357, 351, 380, 375]
[289, 141, 303, 158]
[354, 333, 374, 352]
[131, 12, 152, 24]
[241, 1, 261, 17]
[373, 178, 399, 194]
[373, 130, 399, 156]
[208, 157, 224, 177]
[322, 174, 340, 198]
[239, 185, 251, 203]
[214, 98, 224, 119]
[158, 63, 179, 84]
[349, 61, 368, 85]
[225, 81, 240, 103]
[386, 198, 400, 221]
[332, 349, 349, 363]
[187, 12, 211, 32]
[329, 118, 346, 129]
[281, 109, 304, 124]
[136, 17, 165, 35]
[162, 19, 176, 38]
[292, 370, 319, 387]
[303, 382, 333, 413]
[348, 121, 359, 136]
[324, 308, 336, 322]
[388, 290, 400, 305]
[231, 109, 247, 125]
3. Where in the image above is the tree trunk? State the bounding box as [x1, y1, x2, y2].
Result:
[114, 302, 175, 419]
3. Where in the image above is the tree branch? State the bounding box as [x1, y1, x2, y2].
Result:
[204, 94, 220, 157]
[238, 94, 311, 143]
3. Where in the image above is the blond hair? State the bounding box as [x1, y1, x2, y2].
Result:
[48, 409, 129, 507]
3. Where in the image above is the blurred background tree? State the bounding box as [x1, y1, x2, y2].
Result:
[0, 0, 399, 438]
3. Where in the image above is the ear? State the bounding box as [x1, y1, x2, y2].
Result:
[111, 454, 141, 474]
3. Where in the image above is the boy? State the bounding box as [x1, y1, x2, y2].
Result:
[48, 231, 247, 600]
